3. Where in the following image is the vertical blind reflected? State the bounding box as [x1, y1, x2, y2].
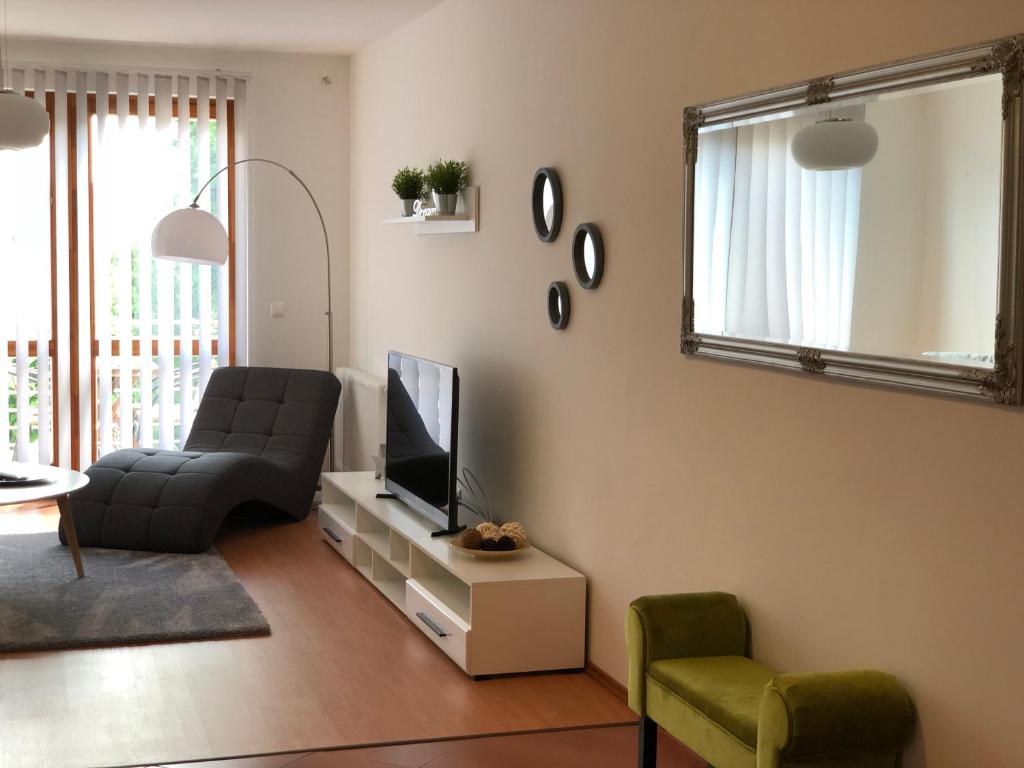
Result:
[693, 112, 863, 351]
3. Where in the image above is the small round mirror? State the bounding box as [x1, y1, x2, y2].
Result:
[548, 281, 570, 330]
[572, 223, 604, 289]
[532, 167, 563, 242]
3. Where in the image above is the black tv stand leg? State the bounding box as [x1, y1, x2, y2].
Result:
[375, 492, 398, 499]
[430, 524, 466, 538]
[639, 715, 657, 768]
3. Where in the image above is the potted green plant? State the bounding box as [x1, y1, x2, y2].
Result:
[426, 159, 470, 216]
[391, 166, 426, 217]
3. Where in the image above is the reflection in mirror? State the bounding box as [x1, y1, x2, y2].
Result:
[583, 235, 596, 276]
[572, 223, 604, 289]
[543, 178, 556, 230]
[691, 73, 1001, 368]
[532, 167, 563, 242]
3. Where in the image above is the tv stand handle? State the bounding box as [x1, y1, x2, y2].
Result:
[416, 611, 449, 638]
[322, 527, 343, 544]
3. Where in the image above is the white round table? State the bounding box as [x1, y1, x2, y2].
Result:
[0, 462, 89, 578]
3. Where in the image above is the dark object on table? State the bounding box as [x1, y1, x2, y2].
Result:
[496, 535, 516, 551]
[481, 537, 500, 551]
[0, 472, 52, 488]
[60, 367, 340, 553]
[460, 529, 483, 550]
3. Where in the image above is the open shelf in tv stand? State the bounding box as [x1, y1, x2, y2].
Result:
[318, 471, 586, 677]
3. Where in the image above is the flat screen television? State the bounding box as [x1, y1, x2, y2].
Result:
[385, 351, 460, 534]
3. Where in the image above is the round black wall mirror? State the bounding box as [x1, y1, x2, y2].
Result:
[548, 281, 570, 330]
[532, 167, 563, 242]
[572, 223, 604, 289]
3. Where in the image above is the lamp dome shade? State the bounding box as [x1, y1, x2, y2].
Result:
[791, 118, 879, 171]
[151, 207, 228, 265]
[0, 90, 50, 150]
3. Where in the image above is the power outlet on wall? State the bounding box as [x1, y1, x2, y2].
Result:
[270, 302, 286, 318]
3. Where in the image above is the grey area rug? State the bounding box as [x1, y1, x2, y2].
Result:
[0, 533, 270, 652]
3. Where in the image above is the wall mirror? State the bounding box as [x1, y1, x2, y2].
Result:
[573, 223, 605, 289]
[548, 281, 570, 329]
[533, 167, 563, 242]
[682, 35, 1024, 404]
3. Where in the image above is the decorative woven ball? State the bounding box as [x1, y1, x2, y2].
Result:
[476, 522, 501, 540]
[499, 522, 528, 547]
[481, 537, 500, 551]
[460, 529, 483, 550]
[496, 535, 516, 551]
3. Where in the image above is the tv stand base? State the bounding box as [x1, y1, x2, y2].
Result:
[431, 524, 466, 538]
[318, 471, 586, 677]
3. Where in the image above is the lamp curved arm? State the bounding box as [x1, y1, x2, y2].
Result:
[193, 158, 334, 375]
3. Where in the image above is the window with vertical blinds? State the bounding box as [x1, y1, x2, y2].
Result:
[0, 67, 248, 469]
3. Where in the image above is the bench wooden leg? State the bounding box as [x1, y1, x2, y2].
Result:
[639, 715, 657, 768]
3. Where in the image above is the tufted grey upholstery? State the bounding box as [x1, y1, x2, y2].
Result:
[61, 367, 341, 553]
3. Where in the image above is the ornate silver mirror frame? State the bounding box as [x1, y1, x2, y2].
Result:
[681, 35, 1024, 404]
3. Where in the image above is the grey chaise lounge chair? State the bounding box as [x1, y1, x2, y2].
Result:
[61, 366, 341, 553]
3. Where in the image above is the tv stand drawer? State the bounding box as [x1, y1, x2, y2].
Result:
[319, 505, 356, 565]
[406, 579, 470, 671]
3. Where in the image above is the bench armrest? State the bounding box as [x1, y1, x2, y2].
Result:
[757, 670, 915, 767]
[625, 592, 749, 715]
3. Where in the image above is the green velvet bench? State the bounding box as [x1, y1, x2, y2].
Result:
[625, 592, 915, 768]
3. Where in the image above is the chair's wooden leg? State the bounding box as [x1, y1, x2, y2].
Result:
[639, 715, 658, 768]
[56, 494, 85, 578]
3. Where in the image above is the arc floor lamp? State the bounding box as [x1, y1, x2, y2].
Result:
[152, 158, 336, 470]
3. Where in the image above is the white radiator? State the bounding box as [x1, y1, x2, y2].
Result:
[334, 367, 387, 471]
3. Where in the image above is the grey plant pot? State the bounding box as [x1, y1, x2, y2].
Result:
[433, 191, 458, 216]
[401, 199, 417, 217]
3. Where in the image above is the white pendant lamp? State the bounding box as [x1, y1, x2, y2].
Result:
[151, 204, 229, 265]
[0, 0, 49, 150]
[0, 89, 49, 149]
[791, 118, 878, 171]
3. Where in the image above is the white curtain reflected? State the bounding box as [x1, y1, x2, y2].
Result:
[693, 113, 863, 350]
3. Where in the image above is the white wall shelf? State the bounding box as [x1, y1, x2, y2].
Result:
[318, 471, 585, 677]
[381, 186, 479, 235]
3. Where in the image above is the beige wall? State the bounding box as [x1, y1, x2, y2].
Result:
[917, 78, 1002, 356]
[349, 3, 1024, 766]
[853, 95, 928, 357]
[10, 36, 351, 371]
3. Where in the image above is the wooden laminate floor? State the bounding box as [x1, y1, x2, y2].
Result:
[0, 503, 633, 768]
[153, 723, 704, 768]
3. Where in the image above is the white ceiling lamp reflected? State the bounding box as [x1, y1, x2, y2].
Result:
[791, 118, 878, 171]
[0, 0, 50, 150]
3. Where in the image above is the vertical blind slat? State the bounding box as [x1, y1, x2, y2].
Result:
[94, 72, 113, 457]
[74, 71, 92, 467]
[32, 69, 53, 465]
[196, 77, 214, 394]
[53, 70, 72, 467]
[232, 78, 248, 365]
[154, 75, 175, 450]
[177, 75, 195, 442]
[136, 73, 154, 449]
[115, 73, 133, 449]
[215, 77, 230, 368]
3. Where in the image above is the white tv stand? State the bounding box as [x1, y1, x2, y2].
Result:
[318, 471, 586, 677]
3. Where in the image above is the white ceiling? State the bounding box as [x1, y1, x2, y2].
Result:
[3, 0, 445, 54]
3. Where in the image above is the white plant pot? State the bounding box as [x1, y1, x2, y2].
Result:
[433, 191, 458, 216]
